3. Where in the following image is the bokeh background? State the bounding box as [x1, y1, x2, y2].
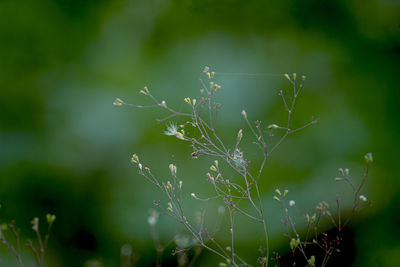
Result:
[1, 0, 399, 266]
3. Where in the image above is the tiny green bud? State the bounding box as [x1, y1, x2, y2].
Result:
[192, 99, 197, 106]
[275, 189, 282, 196]
[214, 160, 219, 168]
[175, 132, 185, 140]
[301, 75, 306, 81]
[46, 214, 56, 224]
[284, 73, 291, 81]
[310, 214, 316, 223]
[167, 202, 173, 212]
[273, 196, 280, 202]
[293, 73, 297, 80]
[219, 263, 227, 267]
[210, 165, 217, 172]
[184, 97, 191, 105]
[308, 255, 315, 265]
[283, 189, 289, 196]
[305, 214, 310, 222]
[289, 238, 298, 250]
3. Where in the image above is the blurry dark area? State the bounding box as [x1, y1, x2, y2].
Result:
[0, 0, 399, 266]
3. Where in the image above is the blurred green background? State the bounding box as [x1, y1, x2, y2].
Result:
[0, 0, 399, 266]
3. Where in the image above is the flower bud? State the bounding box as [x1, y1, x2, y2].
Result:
[237, 129, 243, 141]
[268, 124, 279, 130]
[131, 154, 139, 163]
[241, 110, 247, 119]
[113, 98, 125, 107]
[364, 152, 373, 164]
[46, 214, 56, 224]
[167, 202, 173, 212]
[169, 164, 177, 176]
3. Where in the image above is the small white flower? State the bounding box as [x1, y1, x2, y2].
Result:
[289, 200, 296, 207]
[147, 210, 159, 225]
[359, 195, 367, 202]
[164, 122, 178, 136]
